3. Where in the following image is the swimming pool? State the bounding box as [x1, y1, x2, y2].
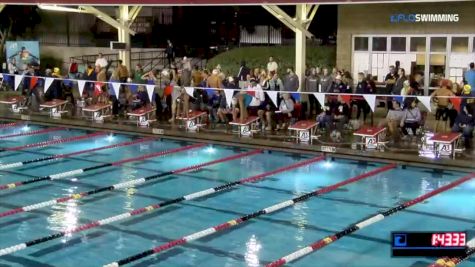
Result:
[0, 122, 473, 267]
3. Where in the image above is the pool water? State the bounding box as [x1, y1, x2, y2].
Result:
[0, 123, 473, 267]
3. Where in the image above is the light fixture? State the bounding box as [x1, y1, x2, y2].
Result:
[38, 5, 90, 14]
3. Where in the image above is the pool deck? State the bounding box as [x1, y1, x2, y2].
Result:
[1, 103, 473, 173]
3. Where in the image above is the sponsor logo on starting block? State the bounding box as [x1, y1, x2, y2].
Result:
[51, 108, 62, 118]
[298, 130, 310, 142]
[186, 120, 198, 131]
[152, 128, 164, 135]
[240, 125, 251, 137]
[321, 146, 337, 153]
[11, 104, 20, 113]
[139, 116, 149, 127]
[365, 137, 377, 149]
[438, 144, 453, 156]
[93, 111, 104, 122]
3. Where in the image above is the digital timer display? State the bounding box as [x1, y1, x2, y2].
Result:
[392, 232, 468, 257]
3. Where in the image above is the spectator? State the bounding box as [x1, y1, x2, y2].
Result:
[275, 93, 294, 130]
[269, 73, 284, 92]
[267, 56, 278, 76]
[332, 96, 351, 132]
[413, 72, 424, 93]
[95, 53, 108, 69]
[465, 63, 475, 90]
[133, 64, 144, 84]
[431, 79, 455, 133]
[331, 67, 338, 79]
[46, 67, 63, 100]
[342, 71, 353, 93]
[237, 60, 250, 82]
[366, 74, 376, 94]
[305, 67, 319, 117]
[68, 58, 78, 79]
[393, 68, 407, 95]
[354, 72, 371, 123]
[207, 90, 221, 123]
[247, 78, 266, 127]
[283, 67, 299, 92]
[117, 60, 129, 83]
[96, 66, 107, 82]
[400, 98, 421, 139]
[259, 70, 270, 90]
[207, 69, 222, 89]
[461, 84, 475, 110]
[180, 57, 192, 87]
[252, 68, 260, 80]
[320, 68, 333, 92]
[166, 40, 174, 67]
[380, 99, 404, 142]
[192, 65, 203, 86]
[385, 65, 398, 94]
[452, 104, 474, 149]
[329, 75, 347, 93]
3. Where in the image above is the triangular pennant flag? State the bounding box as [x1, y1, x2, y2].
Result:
[341, 94, 351, 104]
[313, 93, 326, 107]
[14, 74, 24, 91]
[223, 89, 234, 108]
[146, 84, 155, 103]
[417, 96, 432, 112]
[450, 96, 462, 112]
[184, 87, 194, 98]
[44, 77, 55, 93]
[112, 82, 121, 97]
[94, 82, 103, 97]
[363, 94, 377, 112]
[266, 90, 278, 107]
[77, 80, 86, 97]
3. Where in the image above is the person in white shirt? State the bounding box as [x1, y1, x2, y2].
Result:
[275, 93, 295, 130]
[247, 78, 266, 126]
[95, 53, 108, 69]
[267, 56, 278, 76]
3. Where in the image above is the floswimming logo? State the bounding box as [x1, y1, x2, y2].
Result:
[390, 14, 459, 23]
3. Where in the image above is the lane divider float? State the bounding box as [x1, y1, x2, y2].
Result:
[0, 143, 205, 191]
[102, 163, 396, 267]
[429, 238, 475, 267]
[0, 136, 154, 170]
[266, 172, 475, 267]
[0, 153, 322, 256]
[0, 149, 262, 218]
[0, 121, 24, 129]
[0, 127, 65, 141]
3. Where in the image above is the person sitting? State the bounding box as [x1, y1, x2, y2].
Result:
[246, 78, 266, 126]
[328, 75, 349, 93]
[275, 93, 295, 131]
[207, 90, 220, 124]
[400, 98, 421, 139]
[332, 96, 350, 131]
[317, 104, 333, 132]
[380, 99, 404, 142]
[452, 104, 474, 149]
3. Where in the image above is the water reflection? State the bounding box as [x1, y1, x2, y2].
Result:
[245, 234, 262, 267]
[48, 187, 81, 243]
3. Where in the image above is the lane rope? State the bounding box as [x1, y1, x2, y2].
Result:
[0, 143, 205, 191]
[0, 127, 65, 140]
[102, 163, 396, 267]
[429, 238, 475, 267]
[266, 172, 475, 267]
[0, 131, 107, 156]
[0, 136, 155, 170]
[0, 121, 24, 129]
[0, 149, 261, 219]
[0, 153, 321, 257]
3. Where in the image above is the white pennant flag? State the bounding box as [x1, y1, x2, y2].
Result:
[184, 87, 194, 98]
[313, 93, 326, 107]
[112, 82, 121, 97]
[266, 90, 278, 107]
[77, 80, 86, 97]
[146, 84, 155, 103]
[363, 94, 377, 112]
[224, 89, 234, 108]
[14, 75, 24, 91]
[44, 77, 55, 93]
[417, 96, 432, 112]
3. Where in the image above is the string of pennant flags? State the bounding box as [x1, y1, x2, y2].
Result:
[1, 73, 471, 113]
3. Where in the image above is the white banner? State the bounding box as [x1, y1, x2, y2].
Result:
[77, 80, 86, 97]
[224, 89, 234, 108]
[184, 87, 194, 98]
[363, 94, 377, 112]
[112, 82, 121, 97]
[417, 96, 432, 112]
[313, 93, 326, 107]
[14, 75, 23, 91]
[266, 90, 278, 107]
[44, 77, 55, 94]
[146, 84, 155, 103]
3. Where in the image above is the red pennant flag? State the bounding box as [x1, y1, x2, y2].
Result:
[94, 82, 103, 96]
[450, 96, 461, 112]
[29, 77, 38, 90]
[341, 94, 351, 104]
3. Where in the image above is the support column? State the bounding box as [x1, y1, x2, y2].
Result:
[118, 5, 131, 70]
[295, 4, 307, 92]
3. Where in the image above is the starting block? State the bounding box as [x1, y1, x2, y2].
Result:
[40, 99, 68, 118]
[176, 110, 207, 132]
[229, 116, 260, 137]
[288, 120, 318, 143]
[429, 132, 462, 159]
[0, 96, 27, 113]
[83, 103, 112, 123]
[127, 106, 156, 127]
[353, 126, 387, 151]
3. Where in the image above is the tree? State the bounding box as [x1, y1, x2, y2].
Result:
[0, 5, 41, 68]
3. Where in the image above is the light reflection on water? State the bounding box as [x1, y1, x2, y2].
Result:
[245, 234, 262, 267]
[47, 186, 81, 243]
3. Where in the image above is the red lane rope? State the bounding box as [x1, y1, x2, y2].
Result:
[267, 172, 475, 267]
[0, 121, 23, 129]
[0, 127, 65, 140]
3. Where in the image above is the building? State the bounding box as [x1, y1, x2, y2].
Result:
[337, 1, 475, 94]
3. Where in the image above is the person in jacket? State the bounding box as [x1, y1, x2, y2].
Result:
[452, 104, 474, 149]
[320, 68, 333, 93]
[305, 68, 320, 117]
[283, 67, 299, 92]
[237, 60, 250, 82]
[400, 98, 421, 139]
[354, 72, 371, 123]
